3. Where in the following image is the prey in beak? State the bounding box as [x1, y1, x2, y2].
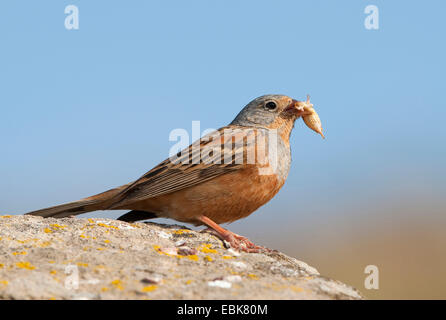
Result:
[285, 96, 325, 139]
[284, 99, 313, 117]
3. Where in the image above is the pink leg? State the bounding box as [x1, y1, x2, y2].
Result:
[198, 216, 272, 253]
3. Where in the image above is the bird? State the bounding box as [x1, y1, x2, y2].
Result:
[25, 94, 321, 252]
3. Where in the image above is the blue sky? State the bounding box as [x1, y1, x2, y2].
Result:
[1, 1, 445, 238]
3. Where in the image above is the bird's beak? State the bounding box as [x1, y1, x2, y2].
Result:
[284, 99, 313, 117]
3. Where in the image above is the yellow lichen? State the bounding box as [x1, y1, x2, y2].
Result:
[16, 261, 36, 270]
[0, 280, 8, 286]
[247, 274, 259, 280]
[94, 265, 108, 272]
[154, 245, 199, 261]
[291, 286, 304, 292]
[111, 279, 124, 290]
[153, 245, 170, 257]
[103, 240, 110, 243]
[199, 244, 218, 254]
[44, 228, 52, 233]
[187, 255, 199, 261]
[269, 283, 305, 293]
[141, 285, 157, 292]
[50, 270, 57, 275]
[97, 223, 118, 229]
[50, 224, 66, 229]
[76, 262, 88, 267]
[172, 229, 191, 235]
[185, 280, 193, 285]
[204, 256, 213, 262]
[101, 287, 109, 292]
[39, 241, 51, 248]
[1, 215, 12, 218]
[222, 255, 234, 259]
[12, 251, 27, 256]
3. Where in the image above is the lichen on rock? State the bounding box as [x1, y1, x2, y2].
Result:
[0, 215, 362, 300]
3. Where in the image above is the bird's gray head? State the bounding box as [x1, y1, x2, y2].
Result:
[231, 94, 305, 128]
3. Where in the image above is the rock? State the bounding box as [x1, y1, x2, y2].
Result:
[0, 215, 363, 300]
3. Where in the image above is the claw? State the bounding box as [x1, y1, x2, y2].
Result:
[198, 216, 274, 253]
[202, 228, 272, 253]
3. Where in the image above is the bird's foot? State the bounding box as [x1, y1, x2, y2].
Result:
[202, 228, 273, 253]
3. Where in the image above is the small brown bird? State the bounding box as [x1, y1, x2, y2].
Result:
[25, 95, 323, 252]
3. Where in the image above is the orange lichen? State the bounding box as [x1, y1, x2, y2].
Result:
[12, 251, 27, 256]
[16, 262, 36, 270]
[172, 229, 191, 235]
[39, 241, 51, 248]
[94, 265, 108, 272]
[154, 245, 199, 261]
[291, 286, 304, 293]
[44, 228, 52, 233]
[50, 270, 57, 275]
[153, 245, 169, 256]
[268, 283, 305, 293]
[97, 223, 118, 229]
[199, 244, 218, 254]
[141, 285, 157, 292]
[111, 279, 124, 290]
[50, 224, 66, 229]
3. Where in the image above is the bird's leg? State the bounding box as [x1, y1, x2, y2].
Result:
[198, 216, 270, 253]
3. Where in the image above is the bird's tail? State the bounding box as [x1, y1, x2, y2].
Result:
[24, 184, 130, 218]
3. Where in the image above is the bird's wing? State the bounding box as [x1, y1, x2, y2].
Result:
[108, 126, 268, 208]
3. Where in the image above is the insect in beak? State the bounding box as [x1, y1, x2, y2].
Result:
[284, 99, 313, 117]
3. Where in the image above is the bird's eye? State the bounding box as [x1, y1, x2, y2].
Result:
[265, 101, 277, 111]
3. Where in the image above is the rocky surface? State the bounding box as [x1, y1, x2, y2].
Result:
[0, 215, 362, 300]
